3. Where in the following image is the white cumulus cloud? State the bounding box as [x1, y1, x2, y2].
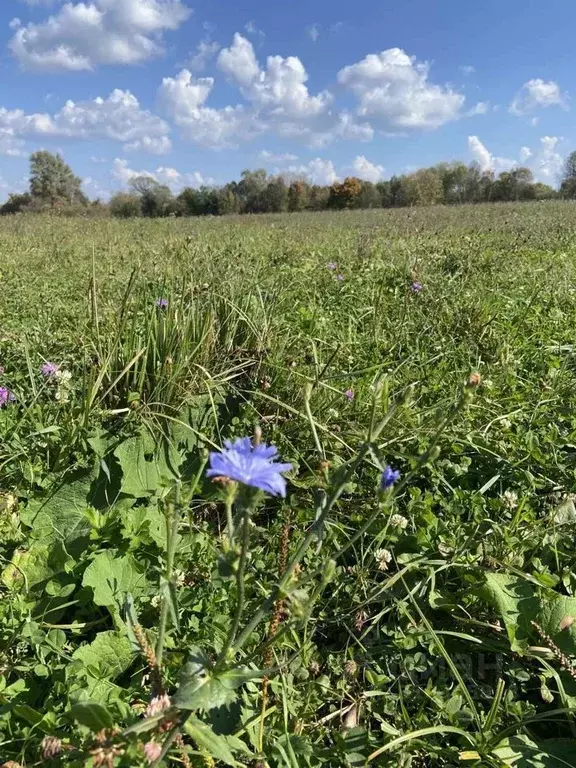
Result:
[0, 89, 171, 154]
[112, 158, 213, 191]
[338, 47, 465, 129]
[218, 33, 332, 118]
[10, 0, 191, 71]
[352, 155, 384, 183]
[468, 136, 515, 173]
[158, 69, 261, 149]
[510, 79, 566, 116]
[284, 158, 338, 185]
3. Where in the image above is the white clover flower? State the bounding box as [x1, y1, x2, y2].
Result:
[375, 548, 392, 571]
[173, 569, 186, 587]
[503, 490, 518, 509]
[390, 514, 408, 530]
[501, 418, 512, 429]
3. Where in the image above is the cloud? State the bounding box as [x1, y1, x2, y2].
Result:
[307, 24, 319, 43]
[519, 146, 532, 162]
[468, 136, 514, 173]
[284, 157, 338, 185]
[186, 39, 220, 72]
[0, 89, 171, 154]
[510, 79, 566, 116]
[244, 20, 265, 41]
[532, 136, 563, 181]
[218, 33, 332, 118]
[10, 0, 191, 71]
[158, 69, 261, 149]
[460, 65, 475, 76]
[352, 155, 384, 183]
[259, 150, 299, 163]
[161, 33, 373, 150]
[112, 158, 213, 191]
[338, 47, 465, 129]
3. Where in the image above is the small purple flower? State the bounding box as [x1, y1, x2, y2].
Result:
[0, 387, 15, 408]
[411, 281, 423, 293]
[327, 262, 337, 270]
[156, 298, 168, 309]
[380, 466, 400, 490]
[345, 389, 354, 401]
[336, 274, 344, 282]
[207, 437, 293, 497]
[41, 362, 59, 378]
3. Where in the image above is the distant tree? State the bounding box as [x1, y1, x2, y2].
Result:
[376, 180, 393, 207]
[260, 177, 288, 213]
[560, 151, 576, 199]
[29, 151, 85, 207]
[237, 169, 268, 213]
[356, 181, 382, 209]
[532, 182, 557, 200]
[0, 192, 32, 215]
[328, 177, 363, 209]
[109, 192, 141, 218]
[288, 180, 309, 212]
[129, 176, 175, 217]
[217, 185, 241, 215]
[308, 184, 330, 211]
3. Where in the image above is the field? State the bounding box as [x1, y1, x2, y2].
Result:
[1, 202, 576, 766]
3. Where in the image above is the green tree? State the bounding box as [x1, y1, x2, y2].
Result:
[109, 192, 141, 218]
[29, 151, 85, 207]
[288, 180, 309, 212]
[560, 151, 576, 199]
[328, 177, 363, 210]
[0, 192, 32, 215]
[129, 176, 175, 218]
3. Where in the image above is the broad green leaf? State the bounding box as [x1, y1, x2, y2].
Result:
[173, 650, 237, 712]
[114, 435, 158, 498]
[481, 573, 576, 656]
[71, 631, 134, 680]
[20, 471, 95, 552]
[2, 539, 71, 589]
[70, 701, 114, 731]
[184, 717, 238, 766]
[492, 735, 576, 766]
[82, 551, 149, 617]
[480, 573, 540, 652]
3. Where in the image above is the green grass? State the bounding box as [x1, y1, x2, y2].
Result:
[1, 203, 576, 766]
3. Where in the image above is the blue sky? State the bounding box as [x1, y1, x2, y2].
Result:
[0, 0, 573, 198]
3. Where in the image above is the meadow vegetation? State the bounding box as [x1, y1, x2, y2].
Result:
[1, 203, 576, 766]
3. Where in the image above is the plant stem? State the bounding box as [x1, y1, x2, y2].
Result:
[156, 487, 181, 669]
[218, 508, 251, 662]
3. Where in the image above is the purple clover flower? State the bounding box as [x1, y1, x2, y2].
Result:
[0, 387, 15, 408]
[336, 274, 344, 282]
[411, 282, 423, 293]
[327, 262, 337, 271]
[380, 466, 400, 490]
[156, 298, 168, 309]
[41, 362, 59, 378]
[345, 389, 354, 401]
[207, 437, 293, 497]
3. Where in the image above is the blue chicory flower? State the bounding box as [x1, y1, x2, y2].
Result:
[345, 389, 354, 401]
[327, 262, 337, 270]
[0, 387, 15, 408]
[207, 437, 293, 497]
[411, 281, 423, 293]
[381, 466, 400, 490]
[156, 298, 169, 309]
[336, 274, 344, 282]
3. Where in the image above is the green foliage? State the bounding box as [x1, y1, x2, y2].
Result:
[29, 150, 86, 207]
[0, 205, 576, 765]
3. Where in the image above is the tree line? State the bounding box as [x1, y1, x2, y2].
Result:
[5, 150, 576, 218]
